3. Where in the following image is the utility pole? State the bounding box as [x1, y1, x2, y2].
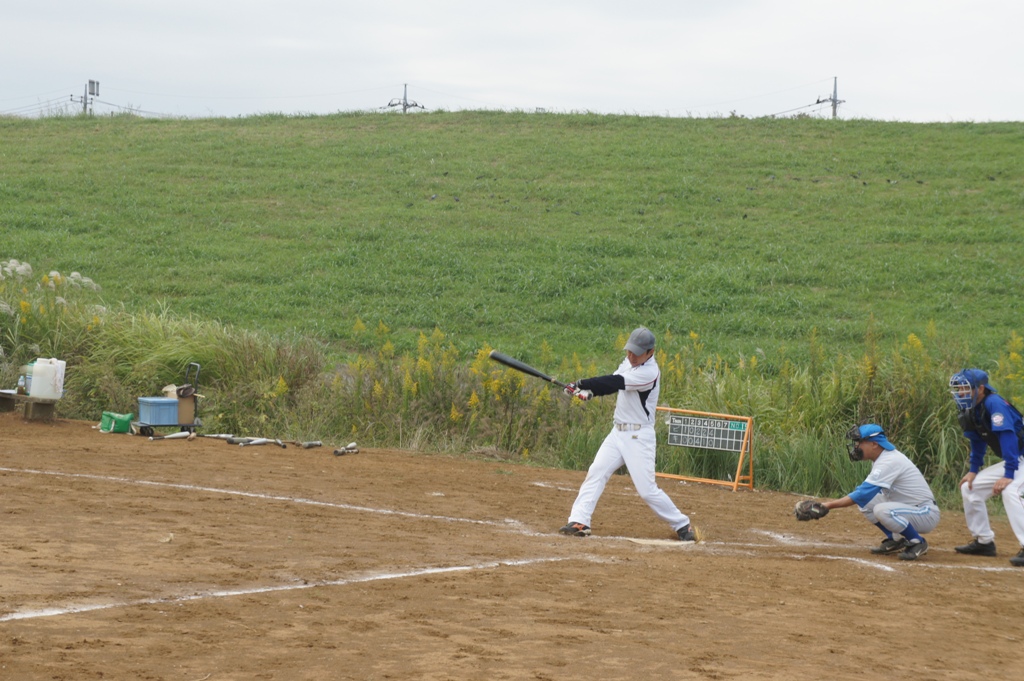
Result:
[72, 80, 99, 115]
[813, 77, 844, 119]
[829, 77, 843, 119]
[386, 84, 425, 113]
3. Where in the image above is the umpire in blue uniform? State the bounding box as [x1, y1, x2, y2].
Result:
[949, 369, 1024, 566]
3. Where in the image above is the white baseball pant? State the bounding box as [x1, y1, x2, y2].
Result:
[860, 498, 940, 536]
[961, 463, 1024, 546]
[568, 425, 689, 531]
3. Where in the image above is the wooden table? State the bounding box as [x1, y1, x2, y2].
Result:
[0, 390, 60, 421]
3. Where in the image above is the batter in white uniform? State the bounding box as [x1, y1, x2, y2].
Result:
[559, 327, 695, 541]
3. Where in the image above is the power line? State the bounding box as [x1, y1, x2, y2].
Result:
[686, 77, 835, 111]
[767, 77, 844, 119]
[0, 96, 76, 117]
[93, 99, 175, 118]
[103, 84, 398, 101]
[0, 87, 78, 104]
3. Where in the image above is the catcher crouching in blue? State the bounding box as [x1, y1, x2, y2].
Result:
[793, 424, 940, 561]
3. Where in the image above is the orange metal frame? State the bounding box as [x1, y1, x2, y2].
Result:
[655, 406, 755, 491]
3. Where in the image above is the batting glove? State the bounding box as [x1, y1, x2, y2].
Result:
[564, 382, 593, 401]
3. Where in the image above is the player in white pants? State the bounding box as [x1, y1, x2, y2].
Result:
[806, 424, 939, 561]
[949, 369, 1024, 567]
[559, 327, 694, 542]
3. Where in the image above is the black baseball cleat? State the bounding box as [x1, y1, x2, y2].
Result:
[898, 539, 929, 561]
[871, 537, 910, 555]
[559, 522, 591, 537]
[676, 524, 696, 542]
[954, 539, 997, 556]
[1010, 548, 1024, 567]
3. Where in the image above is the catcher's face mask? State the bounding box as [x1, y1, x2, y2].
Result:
[845, 425, 865, 462]
[949, 372, 977, 411]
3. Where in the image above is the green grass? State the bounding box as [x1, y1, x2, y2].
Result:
[2, 111, 1023, 504]
[2, 112, 1023, 366]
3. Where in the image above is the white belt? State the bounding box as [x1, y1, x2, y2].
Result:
[614, 423, 643, 431]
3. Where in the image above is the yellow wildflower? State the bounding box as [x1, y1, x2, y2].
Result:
[403, 369, 418, 396]
[417, 356, 432, 375]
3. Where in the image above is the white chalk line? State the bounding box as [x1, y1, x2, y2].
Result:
[579, 529, 1024, 573]
[0, 466, 522, 529]
[530, 480, 654, 497]
[0, 556, 579, 623]
[3, 467, 1017, 583]
[530, 481, 578, 493]
[751, 529, 856, 549]
[750, 529, 1023, 573]
[789, 553, 898, 572]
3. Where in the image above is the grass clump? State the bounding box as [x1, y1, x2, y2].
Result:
[3, 260, 1011, 510]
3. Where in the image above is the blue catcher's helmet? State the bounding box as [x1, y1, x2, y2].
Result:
[949, 369, 991, 410]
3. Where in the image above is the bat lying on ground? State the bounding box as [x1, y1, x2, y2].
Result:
[198, 433, 235, 440]
[228, 437, 287, 448]
[333, 442, 359, 456]
[287, 440, 323, 449]
[149, 431, 197, 441]
[488, 351, 569, 389]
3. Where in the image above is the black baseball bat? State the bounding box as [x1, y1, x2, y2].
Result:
[488, 351, 569, 389]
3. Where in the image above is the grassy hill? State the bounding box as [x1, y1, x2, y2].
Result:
[4, 111, 1024, 501]
[2, 112, 1022, 366]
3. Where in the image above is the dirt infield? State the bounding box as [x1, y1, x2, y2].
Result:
[1, 412, 1020, 680]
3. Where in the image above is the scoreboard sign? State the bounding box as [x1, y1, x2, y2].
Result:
[657, 406, 755, 490]
[667, 414, 747, 453]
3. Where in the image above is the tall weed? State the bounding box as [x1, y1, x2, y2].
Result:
[0, 260, 1009, 509]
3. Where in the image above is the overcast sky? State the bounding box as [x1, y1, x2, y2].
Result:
[3, 1, 1021, 121]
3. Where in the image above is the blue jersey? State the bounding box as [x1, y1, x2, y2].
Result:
[963, 392, 1024, 478]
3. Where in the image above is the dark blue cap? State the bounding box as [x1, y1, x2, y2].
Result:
[960, 368, 996, 393]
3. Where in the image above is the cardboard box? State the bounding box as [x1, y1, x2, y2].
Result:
[138, 397, 179, 426]
[177, 395, 195, 425]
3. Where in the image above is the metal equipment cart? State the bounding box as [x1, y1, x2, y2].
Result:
[133, 362, 203, 437]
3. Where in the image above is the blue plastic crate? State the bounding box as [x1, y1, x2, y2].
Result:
[138, 397, 179, 426]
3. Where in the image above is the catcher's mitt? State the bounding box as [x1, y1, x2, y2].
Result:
[793, 499, 830, 521]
